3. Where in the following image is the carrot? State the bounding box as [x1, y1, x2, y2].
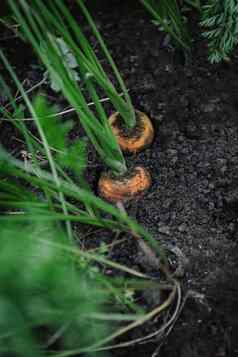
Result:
[109, 110, 154, 154]
[98, 166, 151, 203]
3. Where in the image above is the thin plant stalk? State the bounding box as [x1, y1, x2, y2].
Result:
[141, 0, 191, 50]
[7, 0, 135, 175]
[0, 51, 73, 241]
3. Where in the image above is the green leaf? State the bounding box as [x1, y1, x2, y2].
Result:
[45, 37, 81, 92]
[57, 138, 88, 176]
[33, 95, 73, 151]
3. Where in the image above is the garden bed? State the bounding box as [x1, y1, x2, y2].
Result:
[1, 1, 238, 356]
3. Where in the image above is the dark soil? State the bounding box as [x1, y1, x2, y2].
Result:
[1, 1, 238, 356]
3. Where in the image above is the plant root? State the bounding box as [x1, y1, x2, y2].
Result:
[98, 166, 151, 203]
[109, 110, 154, 154]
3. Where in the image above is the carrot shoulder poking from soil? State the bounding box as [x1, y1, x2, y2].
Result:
[98, 166, 151, 203]
[109, 110, 154, 154]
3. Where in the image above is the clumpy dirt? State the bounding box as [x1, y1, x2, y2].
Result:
[1, 0, 238, 356]
[88, 2, 238, 356]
